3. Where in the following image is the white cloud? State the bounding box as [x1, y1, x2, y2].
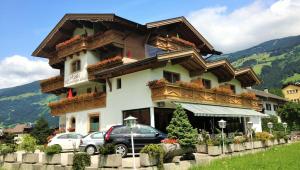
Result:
[187, 0, 300, 53]
[0, 55, 59, 89]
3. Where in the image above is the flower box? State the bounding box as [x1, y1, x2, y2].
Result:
[225, 144, 234, 153]
[273, 140, 279, 145]
[4, 153, 17, 163]
[253, 141, 263, 148]
[22, 153, 39, 164]
[196, 144, 208, 154]
[234, 144, 245, 152]
[42, 153, 61, 165]
[140, 153, 159, 167]
[245, 142, 253, 150]
[264, 140, 273, 147]
[279, 139, 285, 144]
[99, 154, 122, 168]
[208, 146, 221, 156]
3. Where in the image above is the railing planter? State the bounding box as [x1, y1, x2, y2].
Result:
[225, 144, 234, 153]
[22, 153, 39, 164]
[207, 145, 221, 156]
[140, 153, 159, 167]
[279, 138, 285, 144]
[234, 144, 245, 152]
[253, 141, 263, 148]
[4, 153, 17, 163]
[42, 153, 61, 165]
[99, 154, 122, 168]
[245, 142, 253, 150]
[195, 144, 208, 154]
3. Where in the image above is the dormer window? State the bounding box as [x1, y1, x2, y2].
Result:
[71, 60, 81, 73]
[163, 71, 180, 83]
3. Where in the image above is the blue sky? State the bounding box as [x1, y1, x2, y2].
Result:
[0, 0, 254, 59]
[0, 0, 299, 88]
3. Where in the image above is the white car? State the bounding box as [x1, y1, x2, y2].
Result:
[48, 133, 83, 150]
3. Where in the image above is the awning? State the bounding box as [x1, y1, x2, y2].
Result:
[174, 102, 268, 118]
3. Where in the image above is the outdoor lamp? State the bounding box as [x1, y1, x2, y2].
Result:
[124, 116, 137, 169]
[218, 119, 226, 154]
[267, 122, 273, 134]
[282, 122, 288, 133]
[247, 121, 254, 149]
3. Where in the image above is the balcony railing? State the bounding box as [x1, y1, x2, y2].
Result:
[40, 75, 65, 93]
[150, 36, 196, 52]
[56, 30, 125, 59]
[150, 83, 260, 110]
[48, 92, 106, 115]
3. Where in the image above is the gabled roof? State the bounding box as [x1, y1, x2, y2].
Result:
[247, 89, 287, 102]
[282, 82, 300, 89]
[32, 14, 220, 58]
[4, 124, 32, 134]
[206, 60, 235, 82]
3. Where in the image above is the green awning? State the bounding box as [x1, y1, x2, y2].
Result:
[174, 102, 268, 118]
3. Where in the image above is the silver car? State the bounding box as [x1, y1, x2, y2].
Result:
[79, 131, 105, 155]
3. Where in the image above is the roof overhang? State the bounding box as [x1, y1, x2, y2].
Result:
[207, 60, 235, 82]
[235, 68, 261, 87]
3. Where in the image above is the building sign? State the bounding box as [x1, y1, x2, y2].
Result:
[64, 71, 88, 87]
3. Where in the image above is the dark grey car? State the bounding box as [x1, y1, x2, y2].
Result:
[79, 131, 105, 155]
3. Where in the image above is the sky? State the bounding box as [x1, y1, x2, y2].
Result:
[0, 0, 299, 89]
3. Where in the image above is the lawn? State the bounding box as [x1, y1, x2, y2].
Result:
[190, 142, 300, 170]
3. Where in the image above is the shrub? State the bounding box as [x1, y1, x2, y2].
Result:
[36, 145, 46, 152]
[0, 144, 16, 155]
[233, 136, 246, 144]
[140, 144, 165, 169]
[19, 134, 37, 153]
[44, 144, 62, 155]
[98, 144, 115, 155]
[255, 132, 271, 143]
[73, 152, 91, 170]
[30, 117, 52, 145]
[166, 104, 198, 148]
[198, 130, 210, 145]
[206, 138, 221, 146]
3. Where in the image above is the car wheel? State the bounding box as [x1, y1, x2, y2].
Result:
[115, 144, 128, 157]
[86, 145, 96, 155]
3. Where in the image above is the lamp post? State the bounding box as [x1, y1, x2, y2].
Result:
[247, 121, 254, 149]
[218, 119, 226, 154]
[267, 122, 273, 134]
[124, 116, 137, 170]
[282, 122, 288, 134]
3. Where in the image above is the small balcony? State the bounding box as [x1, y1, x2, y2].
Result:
[149, 82, 260, 110]
[48, 92, 106, 115]
[40, 75, 66, 94]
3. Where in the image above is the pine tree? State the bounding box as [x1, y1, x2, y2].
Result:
[166, 104, 198, 147]
[30, 117, 52, 145]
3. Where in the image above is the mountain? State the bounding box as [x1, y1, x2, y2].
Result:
[210, 35, 300, 89]
[0, 81, 58, 127]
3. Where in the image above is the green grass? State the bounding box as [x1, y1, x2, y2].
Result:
[283, 73, 300, 83]
[190, 142, 300, 170]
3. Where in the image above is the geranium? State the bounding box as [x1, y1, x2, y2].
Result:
[161, 138, 178, 144]
[147, 79, 168, 88]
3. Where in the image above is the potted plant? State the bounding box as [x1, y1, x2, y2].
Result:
[140, 144, 164, 168]
[196, 131, 209, 154]
[233, 136, 246, 152]
[255, 132, 271, 147]
[98, 144, 122, 168]
[0, 144, 17, 163]
[207, 138, 222, 156]
[42, 144, 62, 164]
[19, 135, 39, 164]
[225, 136, 234, 153]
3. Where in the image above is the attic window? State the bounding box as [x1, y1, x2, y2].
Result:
[71, 60, 81, 73]
[163, 71, 180, 83]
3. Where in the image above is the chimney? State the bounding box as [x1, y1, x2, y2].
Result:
[264, 89, 269, 93]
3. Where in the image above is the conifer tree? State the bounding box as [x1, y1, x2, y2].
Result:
[166, 104, 198, 147]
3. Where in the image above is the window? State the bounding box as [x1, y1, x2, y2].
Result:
[163, 71, 180, 83]
[71, 60, 81, 73]
[266, 103, 272, 111]
[229, 84, 236, 93]
[117, 78, 122, 89]
[202, 79, 211, 89]
[91, 132, 104, 139]
[90, 116, 99, 132]
[137, 125, 157, 134]
[57, 134, 68, 139]
[87, 88, 92, 93]
[123, 108, 150, 125]
[273, 105, 278, 111]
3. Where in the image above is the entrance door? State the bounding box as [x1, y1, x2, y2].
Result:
[90, 115, 99, 132]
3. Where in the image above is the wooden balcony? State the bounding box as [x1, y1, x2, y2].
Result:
[150, 36, 196, 52]
[56, 30, 125, 59]
[150, 83, 260, 110]
[40, 75, 66, 94]
[48, 92, 106, 115]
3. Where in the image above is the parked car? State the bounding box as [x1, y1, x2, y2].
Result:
[48, 132, 83, 151]
[79, 131, 106, 155]
[104, 124, 167, 157]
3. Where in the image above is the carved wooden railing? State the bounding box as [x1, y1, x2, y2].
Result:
[150, 83, 260, 110]
[40, 75, 65, 93]
[48, 92, 106, 115]
[56, 30, 125, 59]
[150, 36, 196, 51]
